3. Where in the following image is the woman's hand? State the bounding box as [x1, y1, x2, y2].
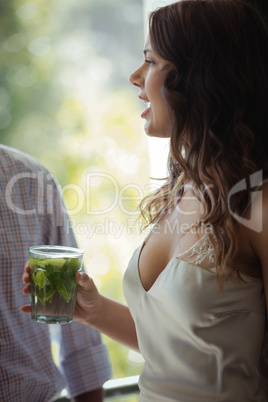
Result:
[20, 262, 31, 313]
[20, 264, 101, 326]
[72, 271, 101, 325]
[21, 262, 139, 350]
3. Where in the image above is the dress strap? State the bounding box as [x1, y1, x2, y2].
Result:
[176, 234, 215, 265]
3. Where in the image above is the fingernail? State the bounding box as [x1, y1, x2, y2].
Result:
[78, 273, 86, 283]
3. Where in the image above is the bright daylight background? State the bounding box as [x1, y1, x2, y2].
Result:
[0, 0, 171, 391]
[0, 0, 145, 381]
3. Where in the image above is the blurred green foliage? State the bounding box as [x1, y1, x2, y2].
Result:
[0, 0, 150, 381]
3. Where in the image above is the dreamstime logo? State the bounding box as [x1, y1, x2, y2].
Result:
[228, 170, 263, 232]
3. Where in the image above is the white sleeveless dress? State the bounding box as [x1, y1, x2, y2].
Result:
[123, 235, 267, 401]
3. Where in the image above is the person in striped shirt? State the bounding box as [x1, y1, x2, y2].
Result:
[0, 144, 111, 401]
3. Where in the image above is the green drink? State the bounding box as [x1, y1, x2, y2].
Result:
[29, 246, 84, 324]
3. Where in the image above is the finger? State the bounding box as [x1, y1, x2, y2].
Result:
[24, 263, 30, 272]
[23, 272, 30, 284]
[22, 283, 31, 294]
[20, 305, 31, 314]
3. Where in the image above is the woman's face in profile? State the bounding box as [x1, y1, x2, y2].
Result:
[129, 38, 171, 138]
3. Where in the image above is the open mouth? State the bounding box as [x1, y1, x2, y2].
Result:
[141, 102, 151, 118]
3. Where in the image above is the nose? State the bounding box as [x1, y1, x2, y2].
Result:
[129, 65, 143, 88]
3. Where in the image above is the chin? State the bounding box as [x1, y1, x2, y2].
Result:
[145, 121, 171, 137]
[144, 129, 170, 138]
[144, 124, 161, 137]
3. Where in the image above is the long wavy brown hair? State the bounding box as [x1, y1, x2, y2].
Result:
[140, 0, 268, 287]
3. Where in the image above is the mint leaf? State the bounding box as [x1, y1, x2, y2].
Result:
[35, 271, 47, 288]
[33, 284, 56, 305]
[30, 257, 82, 305]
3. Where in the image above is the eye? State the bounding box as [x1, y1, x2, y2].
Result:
[144, 59, 154, 66]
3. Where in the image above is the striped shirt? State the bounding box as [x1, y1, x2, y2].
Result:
[0, 145, 111, 401]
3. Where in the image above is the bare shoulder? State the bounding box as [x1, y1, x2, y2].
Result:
[248, 181, 268, 256]
[246, 181, 268, 305]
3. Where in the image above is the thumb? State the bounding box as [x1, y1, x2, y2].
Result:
[76, 272, 95, 291]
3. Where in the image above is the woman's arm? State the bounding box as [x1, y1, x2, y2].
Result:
[91, 294, 139, 351]
[21, 268, 139, 352]
[75, 273, 139, 351]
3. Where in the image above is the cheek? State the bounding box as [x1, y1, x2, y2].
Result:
[146, 71, 162, 94]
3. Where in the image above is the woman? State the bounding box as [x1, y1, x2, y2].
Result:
[22, 0, 268, 400]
